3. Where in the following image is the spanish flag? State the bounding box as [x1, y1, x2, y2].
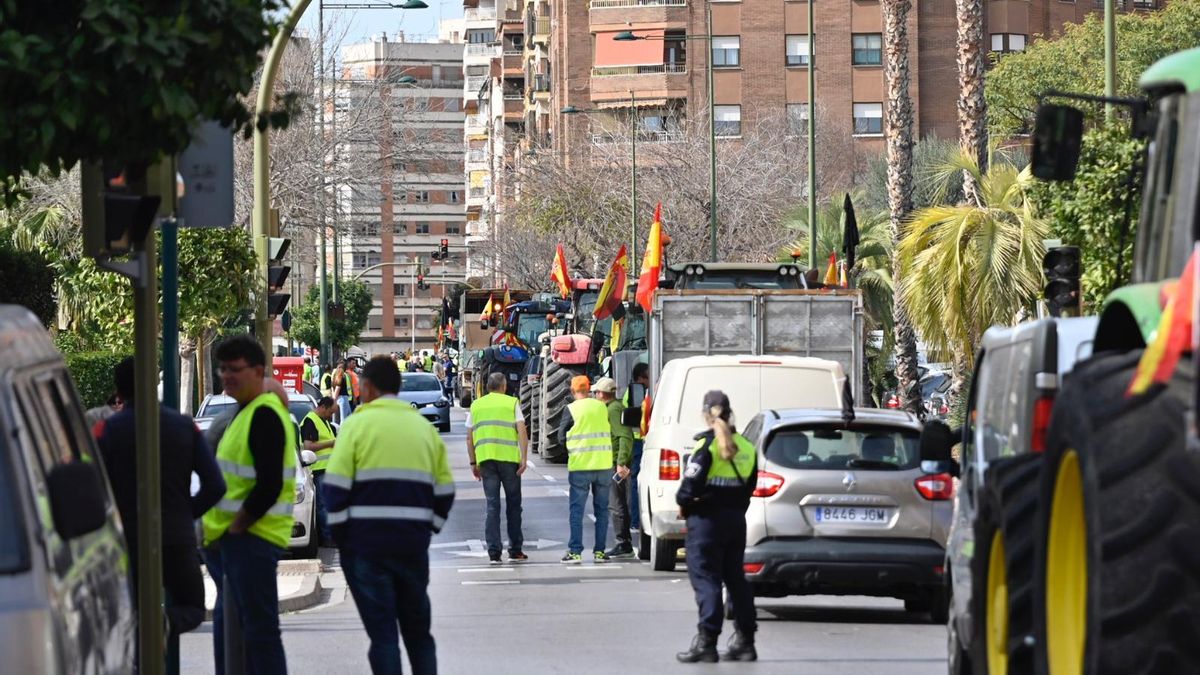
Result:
[480, 293, 495, 322]
[1128, 247, 1199, 396]
[610, 317, 623, 352]
[593, 245, 628, 320]
[551, 244, 571, 299]
[824, 252, 839, 286]
[636, 203, 665, 313]
[503, 283, 512, 310]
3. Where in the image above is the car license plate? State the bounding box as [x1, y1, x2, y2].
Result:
[810, 506, 893, 524]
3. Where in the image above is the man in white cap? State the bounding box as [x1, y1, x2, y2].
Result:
[592, 377, 636, 558]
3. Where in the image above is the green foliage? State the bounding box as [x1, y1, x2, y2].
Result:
[0, 0, 286, 204]
[64, 351, 131, 409]
[1029, 124, 1144, 309]
[287, 279, 374, 356]
[986, 0, 1200, 137]
[0, 238, 55, 325]
[177, 228, 257, 336]
[857, 136, 966, 215]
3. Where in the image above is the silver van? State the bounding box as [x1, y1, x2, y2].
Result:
[0, 306, 135, 673]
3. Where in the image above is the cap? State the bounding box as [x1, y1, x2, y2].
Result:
[702, 390, 731, 418]
[570, 375, 592, 393]
[590, 377, 617, 394]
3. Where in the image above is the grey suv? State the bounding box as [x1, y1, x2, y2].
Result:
[740, 408, 952, 621]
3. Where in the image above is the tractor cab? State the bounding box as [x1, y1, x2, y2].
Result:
[663, 262, 808, 290]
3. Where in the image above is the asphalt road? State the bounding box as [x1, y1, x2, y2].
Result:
[181, 407, 948, 674]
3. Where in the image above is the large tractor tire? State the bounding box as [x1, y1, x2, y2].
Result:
[1031, 350, 1200, 675]
[528, 377, 541, 457]
[968, 453, 1042, 675]
[519, 377, 539, 457]
[540, 359, 584, 464]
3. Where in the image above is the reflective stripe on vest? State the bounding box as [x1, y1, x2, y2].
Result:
[470, 393, 521, 463]
[202, 393, 298, 549]
[303, 411, 336, 471]
[566, 398, 613, 471]
[705, 433, 756, 485]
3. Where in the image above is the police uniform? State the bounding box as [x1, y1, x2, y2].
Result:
[675, 427, 758, 662]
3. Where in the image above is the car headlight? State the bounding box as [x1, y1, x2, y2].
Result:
[434, 397, 449, 408]
[294, 482, 305, 504]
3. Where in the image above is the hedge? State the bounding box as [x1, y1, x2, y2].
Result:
[0, 241, 56, 326]
[65, 351, 131, 409]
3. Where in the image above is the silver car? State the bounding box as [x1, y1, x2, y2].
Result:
[740, 408, 952, 621]
[396, 373, 452, 433]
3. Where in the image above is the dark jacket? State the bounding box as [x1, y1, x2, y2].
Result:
[675, 430, 757, 516]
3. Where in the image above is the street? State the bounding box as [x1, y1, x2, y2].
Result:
[180, 407, 947, 674]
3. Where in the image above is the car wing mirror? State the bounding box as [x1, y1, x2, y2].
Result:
[47, 462, 109, 539]
[1031, 103, 1085, 181]
[300, 449, 318, 467]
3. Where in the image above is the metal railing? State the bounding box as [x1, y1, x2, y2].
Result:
[466, 75, 489, 91]
[467, 149, 487, 163]
[535, 17, 551, 35]
[464, 7, 497, 21]
[590, 0, 686, 7]
[468, 187, 488, 199]
[591, 63, 687, 77]
[591, 130, 684, 144]
[465, 43, 501, 57]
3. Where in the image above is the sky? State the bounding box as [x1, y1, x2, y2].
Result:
[297, 0, 465, 46]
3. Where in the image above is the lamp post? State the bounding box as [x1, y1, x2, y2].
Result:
[354, 261, 462, 352]
[613, 10, 718, 261]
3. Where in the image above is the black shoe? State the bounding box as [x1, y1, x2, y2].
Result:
[675, 632, 719, 663]
[605, 545, 635, 559]
[720, 631, 757, 662]
[509, 551, 529, 562]
[488, 552, 502, 564]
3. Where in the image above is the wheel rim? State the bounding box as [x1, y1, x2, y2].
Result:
[1046, 450, 1087, 675]
[986, 529, 1009, 675]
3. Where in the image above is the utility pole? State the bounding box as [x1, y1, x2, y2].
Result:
[318, 0, 331, 369]
[707, 0, 718, 262]
[807, 0, 816, 269]
[630, 89, 638, 266]
[1104, 0, 1117, 119]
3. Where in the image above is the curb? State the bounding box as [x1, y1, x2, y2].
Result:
[203, 562, 327, 621]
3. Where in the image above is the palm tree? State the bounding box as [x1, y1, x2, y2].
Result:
[881, 0, 923, 415]
[897, 152, 1047, 390]
[956, 0, 988, 203]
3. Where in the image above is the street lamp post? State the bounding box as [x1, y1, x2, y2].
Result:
[354, 260, 460, 352]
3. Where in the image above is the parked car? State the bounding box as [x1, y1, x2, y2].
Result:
[396, 372, 452, 433]
[0, 305, 136, 672]
[936, 316, 1097, 673]
[739, 407, 951, 621]
[194, 390, 319, 434]
[637, 355, 849, 571]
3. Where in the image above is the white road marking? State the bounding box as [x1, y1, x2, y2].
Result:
[579, 578, 640, 584]
[461, 580, 520, 585]
[527, 459, 538, 469]
[542, 474, 555, 481]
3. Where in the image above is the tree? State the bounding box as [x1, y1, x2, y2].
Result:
[287, 278, 373, 356]
[0, 0, 286, 204]
[986, 0, 1200, 137]
[956, 0, 988, 202]
[898, 153, 1048, 390]
[857, 136, 965, 215]
[1030, 123, 1143, 309]
[0, 238, 55, 325]
[881, 0, 924, 416]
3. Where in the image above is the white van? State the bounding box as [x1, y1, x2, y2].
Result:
[637, 355, 848, 570]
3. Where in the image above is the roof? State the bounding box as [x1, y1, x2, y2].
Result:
[1139, 47, 1200, 94]
[667, 262, 804, 273]
[0, 305, 59, 369]
[660, 354, 847, 376]
[762, 407, 923, 432]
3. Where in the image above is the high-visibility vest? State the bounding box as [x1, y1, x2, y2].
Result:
[470, 393, 521, 463]
[321, 372, 334, 397]
[704, 433, 756, 487]
[303, 410, 336, 472]
[202, 393, 297, 549]
[566, 398, 613, 471]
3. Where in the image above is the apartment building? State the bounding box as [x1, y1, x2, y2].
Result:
[340, 35, 466, 355]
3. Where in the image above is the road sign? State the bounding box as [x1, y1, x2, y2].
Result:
[178, 120, 234, 228]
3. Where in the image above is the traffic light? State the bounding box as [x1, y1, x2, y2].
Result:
[266, 235, 292, 318]
[417, 272, 429, 291]
[81, 161, 170, 259]
[1044, 245, 1082, 317]
[439, 238, 449, 259]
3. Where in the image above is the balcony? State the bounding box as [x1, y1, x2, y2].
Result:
[467, 149, 488, 163]
[466, 75, 489, 93]
[533, 74, 551, 93]
[464, 6, 496, 22]
[590, 0, 685, 6]
[469, 187, 488, 200]
[589, 0, 688, 25]
[592, 130, 684, 144]
[533, 17, 551, 43]
[591, 63, 686, 77]
[465, 43, 502, 58]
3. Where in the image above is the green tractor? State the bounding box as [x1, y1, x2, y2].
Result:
[957, 48, 1200, 675]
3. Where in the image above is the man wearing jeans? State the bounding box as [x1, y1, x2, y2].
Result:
[558, 375, 614, 564]
[202, 335, 295, 675]
[467, 372, 529, 563]
[324, 357, 455, 675]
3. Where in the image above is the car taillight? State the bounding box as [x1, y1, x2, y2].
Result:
[744, 562, 765, 574]
[1031, 395, 1054, 453]
[659, 449, 680, 480]
[915, 473, 954, 500]
[752, 470, 785, 498]
[939, 402, 949, 415]
[886, 395, 900, 409]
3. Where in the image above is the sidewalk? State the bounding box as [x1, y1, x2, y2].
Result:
[202, 559, 325, 619]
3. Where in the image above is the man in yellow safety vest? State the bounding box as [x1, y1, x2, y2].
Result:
[301, 396, 338, 547]
[201, 335, 296, 675]
[557, 375, 614, 564]
[467, 372, 529, 563]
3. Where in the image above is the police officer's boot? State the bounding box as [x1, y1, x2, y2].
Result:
[720, 630, 757, 662]
[675, 631, 719, 663]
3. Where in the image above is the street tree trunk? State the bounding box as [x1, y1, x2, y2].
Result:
[956, 0, 988, 205]
[882, 0, 924, 417]
[179, 334, 197, 415]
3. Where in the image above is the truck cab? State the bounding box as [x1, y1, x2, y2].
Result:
[665, 262, 808, 290]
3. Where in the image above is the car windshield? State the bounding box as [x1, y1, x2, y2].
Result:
[0, 433, 28, 574]
[199, 400, 238, 419]
[679, 272, 803, 290]
[402, 375, 442, 392]
[288, 400, 314, 421]
[513, 314, 549, 349]
[765, 424, 921, 471]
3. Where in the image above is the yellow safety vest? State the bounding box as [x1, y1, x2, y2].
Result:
[566, 398, 613, 472]
[202, 393, 297, 549]
[303, 410, 336, 472]
[470, 392, 521, 464]
[705, 433, 756, 486]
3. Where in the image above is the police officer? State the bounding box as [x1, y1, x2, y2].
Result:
[301, 397, 338, 547]
[674, 390, 758, 663]
[323, 356, 455, 675]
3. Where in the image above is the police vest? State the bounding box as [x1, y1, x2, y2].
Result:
[202, 393, 297, 549]
[705, 433, 756, 487]
[303, 410, 336, 472]
[470, 392, 521, 463]
[566, 398, 613, 471]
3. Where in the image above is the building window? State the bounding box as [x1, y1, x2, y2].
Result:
[990, 33, 1027, 53]
[368, 316, 382, 331]
[352, 221, 380, 237]
[393, 222, 408, 235]
[785, 35, 812, 67]
[786, 103, 809, 136]
[468, 30, 495, 44]
[714, 105, 741, 137]
[711, 36, 740, 68]
[352, 251, 382, 268]
[448, 190, 461, 204]
[416, 222, 430, 234]
[852, 34, 882, 66]
[447, 224, 461, 234]
[445, 98, 461, 112]
[394, 283, 407, 295]
[853, 103, 884, 135]
[412, 191, 430, 204]
[394, 316, 409, 327]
